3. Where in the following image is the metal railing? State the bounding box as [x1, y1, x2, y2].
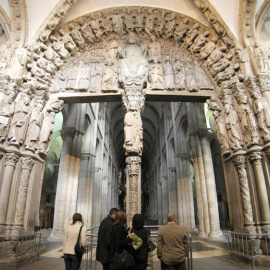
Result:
[228, 231, 270, 269]
[81, 225, 193, 270]
[0, 232, 41, 270]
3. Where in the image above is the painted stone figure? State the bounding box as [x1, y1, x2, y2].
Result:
[124, 101, 143, 156]
[163, 56, 175, 90]
[174, 56, 186, 90]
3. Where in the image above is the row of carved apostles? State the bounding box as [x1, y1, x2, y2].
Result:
[208, 80, 270, 156]
[51, 56, 214, 93]
[0, 77, 63, 154]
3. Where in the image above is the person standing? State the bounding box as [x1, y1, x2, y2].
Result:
[96, 208, 118, 270]
[63, 213, 87, 270]
[157, 213, 189, 270]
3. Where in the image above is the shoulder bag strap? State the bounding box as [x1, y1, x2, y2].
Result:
[77, 225, 83, 244]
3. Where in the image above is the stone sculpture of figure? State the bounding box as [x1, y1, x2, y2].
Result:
[163, 56, 175, 90]
[39, 99, 64, 154]
[69, 22, 85, 49]
[186, 23, 200, 47]
[185, 61, 198, 92]
[51, 71, 67, 93]
[145, 8, 156, 37]
[0, 91, 17, 142]
[191, 31, 209, 54]
[118, 31, 148, 87]
[105, 40, 120, 64]
[235, 92, 259, 148]
[200, 37, 217, 60]
[224, 103, 244, 152]
[90, 15, 102, 40]
[102, 59, 118, 92]
[80, 20, 95, 43]
[173, 56, 186, 90]
[50, 35, 70, 59]
[37, 58, 57, 75]
[101, 12, 113, 35]
[205, 46, 226, 67]
[174, 18, 189, 42]
[251, 90, 270, 143]
[154, 10, 166, 38]
[8, 94, 32, 145]
[124, 101, 143, 156]
[0, 42, 12, 75]
[164, 12, 176, 39]
[210, 104, 230, 155]
[24, 100, 45, 151]
[148, 35, 162, 63]
[210, 56, 230, 76]
[90, 65, 102, 92]
[194, 61, 213, 90]
[149, 59, 165, 90]
[125, 8, 135, 32]
[58, 28, 77, 55]
[9, 47, 32, 79]
[254, 41, 266, 73]
[112, 10, 124, 37]
[134, 8, 144, 34]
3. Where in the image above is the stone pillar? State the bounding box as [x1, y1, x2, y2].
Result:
[50, 127, 76, 239]
[190, 134, 206, 237]
[168, 167, 177, 215]
[126, 156, 141, 225]
[0, 152, 19, 225]
[199, 130, 222, 238]
[232, 155, 255, 232]
[194, 134, 210, 236]
[248, 151, 270, 232]
[14, 157, 35, 227]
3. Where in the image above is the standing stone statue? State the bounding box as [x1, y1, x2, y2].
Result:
[105, 40, 120, 64]
[112, 10, 124, 37]
[254, 41, 266, 73]
[185, 61, 198, 92]
[124, 101, 143, 156]
[174, 18, 189, 42]
[8, 94, 32, 145]
[149, 59, 165, 90]
[102, 59, 118, 92]
[24, 100, 45, 151]
[145, 8, 156, 37]
[148, 36, 162, 63]
[164, 12, 176, 39]
[224, 103, 244, 152]
[235, 92, 259, 148]
[163, 56, 175, 90]
[251, 90, 270, 143]
[0, 91, 17, 142]
[134, 8, 144, 34]
[174, 56, 186, 90]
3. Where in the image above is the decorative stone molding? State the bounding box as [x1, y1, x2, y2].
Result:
[248, 151, 262, 166]
[256, 74, 270, 93]
[60, 127, 77, 140]
[232, 155, 254, 226]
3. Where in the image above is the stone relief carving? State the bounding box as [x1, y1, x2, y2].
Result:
[90, 65, 102, 92]
[102, 60, 118, 92]
[163, 56, 175, 90]
[149, 59, 165, 90]
[185, 61, 198, 92]
[173, 56, 186, 90]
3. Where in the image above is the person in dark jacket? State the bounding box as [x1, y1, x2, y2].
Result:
[110, 211, 133, 258]
[96, 208, 118, 270]
[130, 214, 150, 270]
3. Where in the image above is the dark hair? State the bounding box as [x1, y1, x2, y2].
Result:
[72, 213, 83, 225]
[167, 213, 176, 222]
[132, 214, 145, 230]
[113, 211, 127, 226]
[109, 208, 119, 216]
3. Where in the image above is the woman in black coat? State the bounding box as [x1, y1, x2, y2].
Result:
[110, 211, 133, 258]
[130, 214, 150, 270]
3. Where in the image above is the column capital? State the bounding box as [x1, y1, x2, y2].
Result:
[21, 157, 35, 170]
[126, 156, 141, 176]
[232, 155, 246, 170]
[81, 153, 91, 160]
[5, 152, 19, 167]
[248, 151, 262, 166]
[256, 73, 270, 93]
[61, 127, 77, 140]
[197, 129, 213, 139]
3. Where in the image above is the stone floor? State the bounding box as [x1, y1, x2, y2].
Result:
[19, 230, 267, 270]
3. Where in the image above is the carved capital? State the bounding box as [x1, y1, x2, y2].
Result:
[248, 152, 262, 166]
[197, 129, 213, 139]
[233, 155, 246, 170]
[126, 156, 141, 176]
[5, 153, 19, 167]
[21, 157, 35, 170]
[81, 153, 91, 160]
[61, 128, 77, 140]
[256, 74, 270, 93]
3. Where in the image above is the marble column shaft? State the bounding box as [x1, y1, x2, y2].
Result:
[248, 152, 270, 225]
[0, 152, 19, 224]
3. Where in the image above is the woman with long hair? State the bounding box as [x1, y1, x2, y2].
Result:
[110, 211, 133, 258]
[63, 213, 87, 270]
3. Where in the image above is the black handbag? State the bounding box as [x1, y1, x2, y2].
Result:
[147, 239, 156, 252]
[74, 225, 86, 257]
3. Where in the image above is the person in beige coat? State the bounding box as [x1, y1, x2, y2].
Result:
[63, 213, 87, 270]
[157, 213, 189, 270]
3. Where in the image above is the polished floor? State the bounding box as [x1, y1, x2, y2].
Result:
[19, 230, 262, 270]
